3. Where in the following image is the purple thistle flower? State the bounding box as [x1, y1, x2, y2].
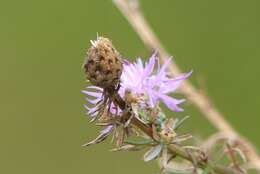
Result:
[82, 52, 191, 117]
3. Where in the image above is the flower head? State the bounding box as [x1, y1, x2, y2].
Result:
[119, 52, 192, 112]
[83, 52, 191, 118]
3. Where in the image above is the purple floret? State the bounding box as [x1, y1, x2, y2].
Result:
[83, 52, 191, 117]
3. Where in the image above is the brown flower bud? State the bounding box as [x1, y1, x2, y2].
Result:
[83, 37, 123, 88]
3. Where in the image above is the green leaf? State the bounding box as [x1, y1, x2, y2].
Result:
[173, 116, 190, 130]
[143, 144, 163, 162]
[202, 170, 209, 174]
[110, 144, 144, 152]
[157, 112, 166, 122]
[124, 139, 155, 145]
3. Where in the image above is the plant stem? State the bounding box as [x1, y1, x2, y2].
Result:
[110, 89, 243, 174]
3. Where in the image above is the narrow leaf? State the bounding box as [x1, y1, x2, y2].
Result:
[233, 147, 247, 162]
[173, 116, 190, 130]
[161, 146, 168, 168]
[172, 134, 192, 144]
[110, 144, 144, 152]
[82, 126, 113, 147]
[124, 139, 155, 145]
[143, 144, 163, 162]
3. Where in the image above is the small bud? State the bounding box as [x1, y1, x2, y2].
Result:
[83, 37, 123, 88]
[159, 128, 177, 143]
[159, 118, 177, 143]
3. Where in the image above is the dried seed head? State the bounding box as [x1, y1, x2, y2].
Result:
[83, 37, 123, 88]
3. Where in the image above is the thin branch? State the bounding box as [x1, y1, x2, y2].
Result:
[113, 0, 260, 170]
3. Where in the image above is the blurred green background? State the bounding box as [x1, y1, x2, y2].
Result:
[0, 0, 259, 173]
